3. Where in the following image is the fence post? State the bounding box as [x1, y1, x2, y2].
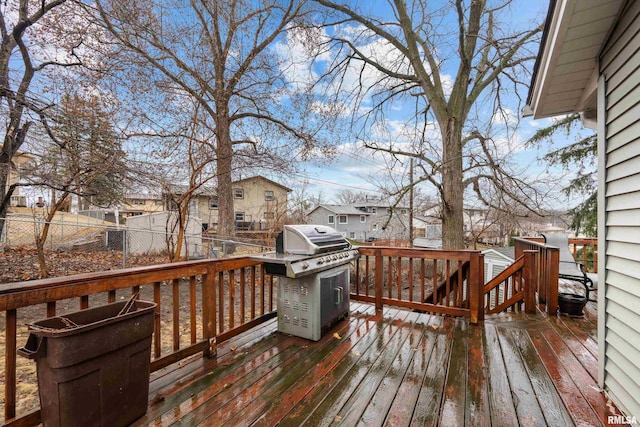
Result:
[122, 229, 127, 269]
[469, 252, 484, 324]
[523, 250, 537, 314]
[374, 248, 383, 311]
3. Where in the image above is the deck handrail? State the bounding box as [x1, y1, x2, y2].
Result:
[483, 250, 538, 314]
[354, 246, 485, 324]
[0, 257, 277, 426]
[513, 237, 560, 315]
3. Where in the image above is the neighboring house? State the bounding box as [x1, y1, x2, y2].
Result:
[306, 204, 372, 240]
[6, 152, 33, 208]
[231, 176, 291, 230]
[164, 185, 218, 231]
[170, 176, 291, 232]
[120, 192, 164, 218]
[307, 198, 410, 241]
[525, 0, 639, 418]
[413, 216, 442, 248]
[421, 204, 504, 245]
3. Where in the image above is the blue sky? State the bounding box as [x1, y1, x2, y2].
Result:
[259, 0, 577, 208]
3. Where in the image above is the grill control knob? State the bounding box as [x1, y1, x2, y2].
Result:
[302, 262, 309, 270]
[317, 258, 324, 265]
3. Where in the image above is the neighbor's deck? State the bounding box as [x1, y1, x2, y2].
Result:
[135, 299, 611, 426]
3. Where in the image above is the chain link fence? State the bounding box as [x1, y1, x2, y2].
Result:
[0, 215, 273, 281]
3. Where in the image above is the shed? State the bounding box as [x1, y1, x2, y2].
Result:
[481, 247, 515, 284]
[126, 212, 202, 258]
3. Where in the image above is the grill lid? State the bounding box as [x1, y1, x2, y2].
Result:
[280, 224, 349, 255]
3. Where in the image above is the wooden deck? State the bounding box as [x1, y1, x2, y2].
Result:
[134, 297, 616, 426]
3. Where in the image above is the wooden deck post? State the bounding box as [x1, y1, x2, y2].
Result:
[469, 252, 484, 324]
[202, 265, 217, 357]
[523, 250, 537, 314]
[547, 247, 559, 316]
[5, 309, 16, 421]
[375, 249, 383, 311]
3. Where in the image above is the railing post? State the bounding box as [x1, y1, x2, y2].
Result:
[547, 247, 559, 316]
[202, 265, 217, 357]
[375, 248, 383, 311]
[523, 251, 537, 314]
[5, 309, 16, 421]
[469, 252, 483, 324]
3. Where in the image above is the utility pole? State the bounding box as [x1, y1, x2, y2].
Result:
[409, 157, 414, 247]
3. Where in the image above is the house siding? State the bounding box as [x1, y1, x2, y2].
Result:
[307, 207, 370, 240]
[600, 0, 640, 417]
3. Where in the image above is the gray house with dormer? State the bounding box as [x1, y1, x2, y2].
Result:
[307, 200, 410, 242]
[306, 204, 371, 240]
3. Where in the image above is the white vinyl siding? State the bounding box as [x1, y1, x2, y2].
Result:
[600, 0, 640, 417]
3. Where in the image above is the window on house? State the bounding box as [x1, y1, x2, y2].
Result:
[338, 215, 347, 224]
[328, 215, 335, 224]
[154, 200, 163, 206]
[360, 215, 366, 223]
[209, 198, 218, 209]
[235, 212, 245, 221]
[401, 209, 407, 215]
[349, 232, 355, 239]
[265, 190, 274, 201]
[371, 208, 377, 214]
[234, 188, 244, 199]
[132, 199, 145, 205]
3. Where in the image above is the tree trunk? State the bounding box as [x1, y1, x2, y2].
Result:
[36, 232, 49, 278]
[172, 203, 189, 262]
[441, 118, 465, 250]
[215, 111, 235, 244]
[35, 192, 71, 278]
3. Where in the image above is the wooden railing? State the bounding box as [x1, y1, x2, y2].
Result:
[569, 237, 598, 273]
[0, 239, 582, 425]
[520, 237, 597, 272]
[0, 258, 277, 426]
[514, 237, 560, 315]
[483, 250, 538, 314]
[353, 247, 485, 324]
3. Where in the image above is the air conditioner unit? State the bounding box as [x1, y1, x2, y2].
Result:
[10, 195, 26, 207]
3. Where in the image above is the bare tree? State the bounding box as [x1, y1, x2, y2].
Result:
[334, 189, 372, 205]
[87, 0, 336, 240]
[313, 0, 543, 249]
[288, 181, 325, 223]
[0, 0, 84, 236]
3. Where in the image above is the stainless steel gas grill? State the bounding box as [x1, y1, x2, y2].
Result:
[252, 225, 359, 341]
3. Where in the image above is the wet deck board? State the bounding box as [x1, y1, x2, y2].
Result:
[135, 300, 621, 427]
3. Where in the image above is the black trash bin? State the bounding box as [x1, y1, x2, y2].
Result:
[18, 300, 156, 427]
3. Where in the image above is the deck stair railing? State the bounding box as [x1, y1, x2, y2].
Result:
[483, 250, 538, 314]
